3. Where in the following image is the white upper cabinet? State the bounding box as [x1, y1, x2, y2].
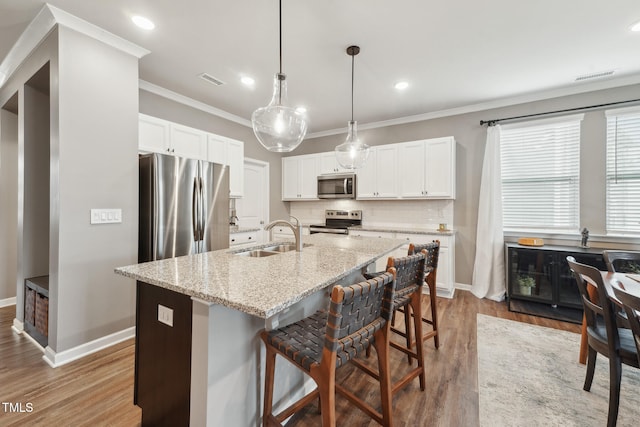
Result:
[282, 155, 318, 200]
[207, 134, 244, 198]
[356, 145, 399, 199]
[138, 114, 245, 197]
[139, 114, 207, 160]
[139, 114, 171, 154]
[398, 137, 456, 199]
[170, 123, 208, 161]
[319, 151, 351, 174]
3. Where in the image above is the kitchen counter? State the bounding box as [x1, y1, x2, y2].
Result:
[115, 234, 404, 319]
[115, 234, 404, 426]
[348, 224, 455, 236]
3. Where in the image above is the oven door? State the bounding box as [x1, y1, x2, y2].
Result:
[317, 174, 356, 199]
[309, 225, 349, 235]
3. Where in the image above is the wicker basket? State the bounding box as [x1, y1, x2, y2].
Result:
[24, 287, 36, 326]
[35, 293, 49, 337]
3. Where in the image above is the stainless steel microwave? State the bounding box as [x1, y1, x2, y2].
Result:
[317, 174, 356, 199]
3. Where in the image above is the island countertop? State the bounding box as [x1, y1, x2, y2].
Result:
[115, 234, 404, 319]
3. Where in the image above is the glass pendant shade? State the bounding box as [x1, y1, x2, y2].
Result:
[335, 120, 370, 169]
[252, 73, 308, 152]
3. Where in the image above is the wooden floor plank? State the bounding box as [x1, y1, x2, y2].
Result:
[0, 291, 579, 426]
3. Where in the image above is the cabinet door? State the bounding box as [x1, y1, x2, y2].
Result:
[356, 151, 377, 199]
[299, 156, 318, 199]
[508, 248, 554, 302]
[319, 152, 340, 174]
[207, 135, 228, 165]
[282, 157, 299, 200]
[139, 114, 170, 154]
[374, 145, 398, 198]
[170, 123, 208, 161]
[425, 137, 455, 198]
[398, 141, 427, 197]
[227, 139, 244, 198]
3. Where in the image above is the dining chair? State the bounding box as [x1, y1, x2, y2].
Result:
[261, 271, 397, 427]
[603, 250, 640, 274]
[566, 256, 640, 427]
[611, 285, 640, 366]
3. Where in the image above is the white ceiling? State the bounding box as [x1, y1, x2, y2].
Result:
[1, 0, 640, 136]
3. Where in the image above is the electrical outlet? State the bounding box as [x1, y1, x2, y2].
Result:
[158, 304, 173, 327]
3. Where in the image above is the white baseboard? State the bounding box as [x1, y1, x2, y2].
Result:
[43, 326, 135, 368]
[12, 318, 24, 334]
[0, 296, 16, 308]
[455, 282, 472, 292]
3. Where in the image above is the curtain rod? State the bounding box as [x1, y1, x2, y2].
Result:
[479, 98, 640, 126]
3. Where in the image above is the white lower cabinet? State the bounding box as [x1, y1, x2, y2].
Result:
[229, 231, 259, 247]
[350, 230, 455, 298]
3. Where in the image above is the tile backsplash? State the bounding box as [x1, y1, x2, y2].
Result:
[290, 199, 453, 230]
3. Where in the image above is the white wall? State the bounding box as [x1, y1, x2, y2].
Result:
[0, 109, 18, 301]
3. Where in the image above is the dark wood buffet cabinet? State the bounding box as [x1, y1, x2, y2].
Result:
[505, 243, 607, 323]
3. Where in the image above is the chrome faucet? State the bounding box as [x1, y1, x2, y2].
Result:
[265, 216, 303, 252]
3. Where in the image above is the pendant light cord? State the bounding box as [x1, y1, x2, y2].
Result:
[351, 52, 355, 121]
[279, 0, 282, 74]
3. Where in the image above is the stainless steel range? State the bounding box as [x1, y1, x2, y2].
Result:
[309, 209, 362, 235]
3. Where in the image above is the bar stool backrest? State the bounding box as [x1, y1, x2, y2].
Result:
[325, 271, 396, 366]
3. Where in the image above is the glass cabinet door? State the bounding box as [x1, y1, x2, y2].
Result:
[557, 252, 606, 309]
[508, 249, 554, 302]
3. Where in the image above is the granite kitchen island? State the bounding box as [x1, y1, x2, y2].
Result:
[115, 233, 404, 426]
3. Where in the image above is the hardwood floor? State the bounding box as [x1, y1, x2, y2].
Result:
[0, 291, 579, 426]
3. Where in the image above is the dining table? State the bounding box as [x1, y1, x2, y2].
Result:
[578, 271, 640, 364]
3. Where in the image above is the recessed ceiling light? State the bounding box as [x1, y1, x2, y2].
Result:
[241, 76, 255, 86]
[394, 81, 409, 90]
[631, 20, 640, 32]
[132, 15, 155, 30]
[296, 107, 307, 114]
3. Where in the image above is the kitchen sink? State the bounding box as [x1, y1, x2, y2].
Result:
[235, 249, 280, 258]
[233, 243, 311, 257]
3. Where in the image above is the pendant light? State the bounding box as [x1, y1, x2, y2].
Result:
[335, 45, 370, 169]
[251, 0, 308, 152]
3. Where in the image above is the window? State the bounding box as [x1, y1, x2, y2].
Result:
[500, 115, 583, 232]
[606, 106, 640, 234]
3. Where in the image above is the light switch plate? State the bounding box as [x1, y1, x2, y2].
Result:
[158, 304, 173, 327]
[90, 209, 122, 224]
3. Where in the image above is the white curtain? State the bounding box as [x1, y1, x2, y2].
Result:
[472, 125, 506, 301]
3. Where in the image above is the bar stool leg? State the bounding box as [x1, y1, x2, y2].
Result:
[410, 291, 426, 390]
[403, 305, 413, 364]
[428, 281, 440, 348]
[263, 344, 277, 427]
[374, 327, 394, 427]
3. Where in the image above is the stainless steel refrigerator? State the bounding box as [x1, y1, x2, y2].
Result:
[138, 153, 229, 262]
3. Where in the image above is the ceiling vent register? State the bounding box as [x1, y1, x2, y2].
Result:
[199, 72, 225, 86]
[575, 70, 615, 82]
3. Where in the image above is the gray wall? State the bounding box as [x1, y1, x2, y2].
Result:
[139, 90, 289, 223]
[0, 26, 140, 353]
[290, 84, 640, 286]
[0, 109, 18, 301]
[53, 26, 139, 352]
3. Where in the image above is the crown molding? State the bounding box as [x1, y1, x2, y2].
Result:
[306, 74, 640, 139]
[139, 79, 252, 128]
[0, 4, 149, 89]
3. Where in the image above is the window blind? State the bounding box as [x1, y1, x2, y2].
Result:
[500, 116, 582, 231]
[606, 106, 640, 234]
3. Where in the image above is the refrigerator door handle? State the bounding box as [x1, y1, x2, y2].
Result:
[192, 177, 199, 241]
[199, 176, 205, 244]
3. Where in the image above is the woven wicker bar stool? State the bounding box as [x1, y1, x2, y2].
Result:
[407, 241, 440, 349]
[356, 251, 428, 395]
[261, 271, 397, 427]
